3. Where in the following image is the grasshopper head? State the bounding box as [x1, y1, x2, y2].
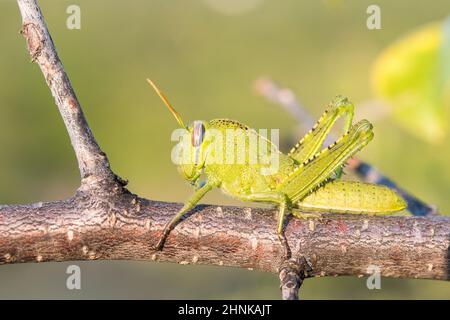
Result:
[176, 120, 211, 184]
[147, 79, 210, 185]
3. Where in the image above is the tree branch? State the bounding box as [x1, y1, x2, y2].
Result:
[0, 196, 449, 281]
[4, 0, 448, 301]
[17, 0, 120, 185]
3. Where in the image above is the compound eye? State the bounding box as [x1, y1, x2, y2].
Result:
[191, 121, 205, 147]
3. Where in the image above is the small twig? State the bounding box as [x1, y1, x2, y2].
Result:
[254, 77, 437, 217]
[1, 200, 450, 282]
[279, 257, 312, 300]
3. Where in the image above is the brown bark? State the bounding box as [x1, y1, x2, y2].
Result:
[1, 187, 449, 281]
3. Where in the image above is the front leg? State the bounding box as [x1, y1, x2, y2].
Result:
[154, 183, 213, 250]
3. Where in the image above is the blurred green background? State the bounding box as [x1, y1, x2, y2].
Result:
[0, 0, 449, 299]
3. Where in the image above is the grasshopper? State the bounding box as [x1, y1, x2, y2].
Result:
[147, 79, 406, 258]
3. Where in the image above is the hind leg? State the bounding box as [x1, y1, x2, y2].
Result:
[289, 96, 354, 178]
[278, 120, 374, 203]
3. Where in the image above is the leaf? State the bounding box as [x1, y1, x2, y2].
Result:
[371, 18, 450, 143]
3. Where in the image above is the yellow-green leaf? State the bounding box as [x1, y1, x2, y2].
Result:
[371, 20, 450, 143]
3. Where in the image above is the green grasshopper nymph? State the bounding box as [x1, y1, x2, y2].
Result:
[147, 79, 406, 258]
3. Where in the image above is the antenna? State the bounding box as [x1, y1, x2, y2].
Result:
[147, 78, 186, 128]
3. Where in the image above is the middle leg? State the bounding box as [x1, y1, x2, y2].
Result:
[239, 192, 292, 259]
